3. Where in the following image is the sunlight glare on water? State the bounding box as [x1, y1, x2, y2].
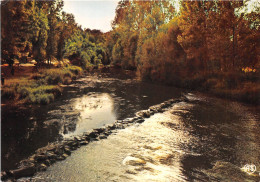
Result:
[34, 102, 198, 182]
[62, 93, 116, 138]
[30, 95, 260, 182]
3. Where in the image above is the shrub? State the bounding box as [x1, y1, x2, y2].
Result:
[44, 72, 63, 84]
[27, 93, 54, 104]
[214, 80, 226, 89]
[37, 93, 54, 105]
[27, 93, 36, 103]
[31, 85, 62, 95]
[239, 82, 260, 104]
[63, 71, 73, 78]
[17, 84, 62, 103]
[65, 65, 83, 75]
[35, 78, 47, 85]
[17, 87, 30, 98]
[48, 85, 62, 96]
[2, 65, 79, 105]
[63, 77, 72, 85]
[42, 66, 82, 84]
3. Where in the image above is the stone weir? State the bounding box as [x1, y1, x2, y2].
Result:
[1, 97, 188, 181]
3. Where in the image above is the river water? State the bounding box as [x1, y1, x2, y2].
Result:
[1, 72, 182, 171]
[2, 72, 260, 181]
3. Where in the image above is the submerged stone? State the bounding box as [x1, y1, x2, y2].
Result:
[106, 124, 116, 130]
[34, 155, 47, 162]
[64, 147, 71, 155]
[43, 160, 51, 167]
[136, 110, 151, 118]
[80, 141, 88, 145]
[88, 130, 99, 138]
[38, 164, 47, 171]
[74, 136, 82, 141]
[99, 135, 107, 139]
[46, 152, 57, 160]
[10, 165, 36, 179]
[93, 127, 105, 134]
[136, 118, 145, 123]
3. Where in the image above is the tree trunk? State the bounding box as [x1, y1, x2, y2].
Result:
[232, 26, 235, 69]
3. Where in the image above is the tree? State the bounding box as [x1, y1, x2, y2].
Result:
[64, 29, 106, 68]
[29, 1, 49, 63]
[178, 1, 212, 73]
[46, 0, 64, 64]
[56, 12, 77, 60]
[1, 0, 31, 65]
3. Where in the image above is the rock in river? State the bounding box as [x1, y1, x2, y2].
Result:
[10, 164, 36, 179]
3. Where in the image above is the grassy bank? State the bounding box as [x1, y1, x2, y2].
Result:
[1, 65, 83, 105]
[166, 71, 259, 105]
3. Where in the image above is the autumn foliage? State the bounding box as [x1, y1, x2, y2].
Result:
[106, 0, 259, 104]
[1, 0, 259, 104]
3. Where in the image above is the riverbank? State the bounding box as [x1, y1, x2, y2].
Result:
[139, 70, 259, 105]
[1, 64, 83, 105]
[1, 64, 258, 106]
[92, 66, 259, 106]
[182, 72, 259, 105]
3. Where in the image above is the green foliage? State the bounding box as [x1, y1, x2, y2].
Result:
[64, 65, 83, 75]
[43, 69, 68, 84]
[27, 93, 55, 105]
[64, 30, 107, 68]
[1, 0, 79, 64]
[1, 65, 82, 105]
[40, 66, 82, 84]
[17, 85, 62, 99]
[30, 4, 49, 63]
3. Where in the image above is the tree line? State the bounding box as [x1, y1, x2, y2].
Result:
[1, 0, 259, 80]
[107, 0, 259, 83]
[1, 0, 107, 68]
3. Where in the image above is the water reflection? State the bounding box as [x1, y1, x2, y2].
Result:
[62, 93, 116, 137]
[1, 74, 183, 171]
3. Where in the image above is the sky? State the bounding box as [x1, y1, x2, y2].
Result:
[63, 0, 119, 32]
[62, 0, 259, 33]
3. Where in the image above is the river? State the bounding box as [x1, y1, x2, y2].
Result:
[2, 72, 260, 181]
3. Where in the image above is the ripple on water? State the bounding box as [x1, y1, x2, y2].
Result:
[28, 97, 260, 182]
[32, 103, 200, 182]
